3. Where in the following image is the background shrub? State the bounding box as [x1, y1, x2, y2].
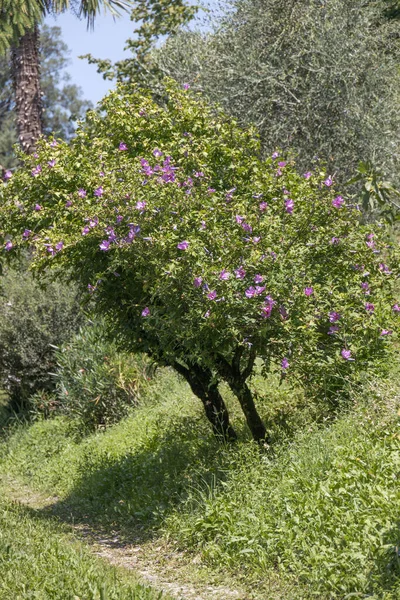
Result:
[0, 263, 82, 414]
[54, 321, 155, 430]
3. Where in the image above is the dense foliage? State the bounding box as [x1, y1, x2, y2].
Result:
[141, 0, 400, 185]
[0, 82, 398, 439]
[0, 264, 82, 412]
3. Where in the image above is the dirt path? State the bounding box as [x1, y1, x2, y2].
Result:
[1, 475, 249, 600]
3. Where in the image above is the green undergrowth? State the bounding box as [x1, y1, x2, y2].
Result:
[0, 368, 399, 598]
[0, 496, 166, 600]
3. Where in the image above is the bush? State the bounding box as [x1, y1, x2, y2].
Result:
[0, 263, 82, 413]
[54, 322, 154, 429]
[0, 81, 398, 442]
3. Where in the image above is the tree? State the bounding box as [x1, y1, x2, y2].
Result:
[0, 0, 132, 154]
[0, 24, 92, 172]
[0, 82, 398, 442]
[126, 0, 400, 187]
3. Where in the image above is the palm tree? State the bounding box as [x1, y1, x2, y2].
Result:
[0, 0, 132, 154]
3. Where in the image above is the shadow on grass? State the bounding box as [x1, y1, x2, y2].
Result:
[33, 414, 228, 546]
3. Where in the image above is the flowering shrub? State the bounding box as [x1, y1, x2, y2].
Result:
[0, 81, 398, 441]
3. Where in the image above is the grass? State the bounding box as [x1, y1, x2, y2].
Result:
[0, 494, 167, 600]
[0, 367, 399, 598]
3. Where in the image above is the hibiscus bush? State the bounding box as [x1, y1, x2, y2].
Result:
[0, 80, 398, 442]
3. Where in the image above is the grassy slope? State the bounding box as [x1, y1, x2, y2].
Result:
[0, 369, 399, 599]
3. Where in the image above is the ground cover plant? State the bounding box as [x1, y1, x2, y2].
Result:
[0, 81, 399, 444]
[0, 494, 166, 599]
[0, 367, 399, 598]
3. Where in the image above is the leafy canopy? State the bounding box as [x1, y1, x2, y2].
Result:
[0, 81, 398, 396]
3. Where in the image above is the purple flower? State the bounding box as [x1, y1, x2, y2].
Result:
[4, 170, 12, 180]
[34, 204, 42, 211]
[226, 188, 236, 202]
[366, 240, 375, 249]
[261, 304, 273, 318]
[254, 274, 264, 284]
[255, 285, 266, 295]
[99, 240, 110, 251]
[82, 226, 90, 235]
[65, 200, 73, 207]
[23, 229, 31, 238]
[48, 159, 56, 168]
[341, 349, 353, 360]
[46, 246, 55, 256]
[328, 325, 339, 335]
[379, 263, 391, 274]
[285, 198, 294, 214]
[207, 291, 217, 300]
[272, 152, 279, 159]
[392, 304, 400, 313]
[78, 189, 87, 198]
[324, 176, 333, 187]
[252, 237, 261, 244]
[303, 171, 312, 179]
[279, 305, 288, 320]
[207, 188, 216, 194]
[153, 148, 163, 158]
[141, 307, 150, 317]
[332, 196, 344, 208]
[278, 161, 287, 168]
[245, 286, 257, 298]
[304, 287, 314, 297]
[4, 241, 13, 251]
[330, 237, 340, 245]
[194, 171, 204, 178]
[119, 142, 128, 151]
[259, 201, 268, 212]
[241, 222, 253, 233]
[135, 200, 146, 210]
[50, 140, 58, 147]
[235, 215, 244, 224]
[380, 329, 393, 336]
[177, 240, 189, 250]
[55, 241, 64, 252]
[88, 284, 95, 293]
[194, 277, 203, 288]
[94, 186, 104, 197]
[183, 83, 190, 90]
[89, 217, 99, 228]
[219, 269, 230, 280]
[200, 221, 206, 230]
[329, 311, 341, 322]
[365, 302, 375, 312]
[361, 282, 370, 294]
[31, 165, 42, 177]
[281, 358, 289, 370]
[116, 215, 124, 224]
[235, 267, 246, 279]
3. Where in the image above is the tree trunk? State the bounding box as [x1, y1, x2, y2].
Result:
[11, 24, 43, 154]
[173, 361, 237, 442]
[227, 379, 268, 444]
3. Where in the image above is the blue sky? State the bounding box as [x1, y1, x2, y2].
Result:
[44, 10, 135, 105]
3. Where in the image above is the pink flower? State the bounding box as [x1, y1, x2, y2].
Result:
[278, 161, 287, 168]
[285, 198, 294, 214]
[183, 83, 190, 90]
[380, 329, 393, 336]
[235, 267, 246, 279]
[207, 291, 217, 300]
[4, 241, 12, 251]
[392, 304, 400, 313]
[261, 304, 273, 318]
[177, 240, 189, 250]
[304, 287, 314, 297]
[303, 171, 312, 179]
[332, 196, 344, 208]
[341, 349, 353, 360]
[324, 176, 333, 187]
[119, 142, 128, 151]
[281, 358, 289, 370]
[142, 307, 150, 317]
[329, 311, 341, 322]
[219, 269, 230, 280]
[365, 302, 375, 312]
[34, 204, 42, 211]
